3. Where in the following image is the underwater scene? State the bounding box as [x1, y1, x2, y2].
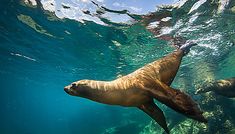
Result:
[1, 0, 235, 133]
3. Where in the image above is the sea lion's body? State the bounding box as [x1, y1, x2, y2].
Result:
[196, 77, 235, 97]
[64, 43, 206, 134]
[76, 80, 150, 106]
[78, 50, 183, 107]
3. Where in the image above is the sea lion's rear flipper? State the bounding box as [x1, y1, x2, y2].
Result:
[139, 100, 169, 134]
[150, 79, 207, 123]
[179, 41, 197, 55]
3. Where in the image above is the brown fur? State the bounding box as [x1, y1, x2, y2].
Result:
[64, 49, 207, 133]
[64, 50, 183, 106]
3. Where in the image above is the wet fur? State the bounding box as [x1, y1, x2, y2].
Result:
[65, 46, 207, 133]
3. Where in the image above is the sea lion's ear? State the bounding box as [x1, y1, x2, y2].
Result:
[138, 100, 169, 134]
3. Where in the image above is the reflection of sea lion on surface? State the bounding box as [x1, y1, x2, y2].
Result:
[64, 42, 207, 134]
[196, 77, 235, 98]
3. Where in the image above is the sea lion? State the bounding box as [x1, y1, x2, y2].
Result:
[196, 77, 235, 98]
[64, 42, 207, 134]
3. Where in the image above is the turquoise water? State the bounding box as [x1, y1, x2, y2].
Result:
[1, 0, 235, 134]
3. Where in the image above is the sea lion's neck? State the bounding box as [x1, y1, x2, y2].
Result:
[81, 79, 147, 106]
[87, 79, 130, 91]
[78, 80, 123, 105]
[87, 80, 106, 90]
[80, 80, 114, 99]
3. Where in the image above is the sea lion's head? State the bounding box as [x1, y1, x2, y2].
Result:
[195, 82, 215, 94]
[64, 80, 91, 97]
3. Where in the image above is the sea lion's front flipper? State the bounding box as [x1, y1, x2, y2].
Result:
[139, 100, 169, 134]
[150, 79, 207, 123]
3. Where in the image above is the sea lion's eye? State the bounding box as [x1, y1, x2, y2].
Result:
[72, 83, 76, 87]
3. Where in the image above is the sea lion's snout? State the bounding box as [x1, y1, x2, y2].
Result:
[64, 85, 72, 95]
[64, 86, 70, 94]
[64, 83, 77, 95]
[64, 80, 91, 97]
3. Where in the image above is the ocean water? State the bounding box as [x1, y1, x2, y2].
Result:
[1, 0, 235, 134]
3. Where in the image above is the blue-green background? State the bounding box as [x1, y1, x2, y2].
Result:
[1, 0, 235, 134]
